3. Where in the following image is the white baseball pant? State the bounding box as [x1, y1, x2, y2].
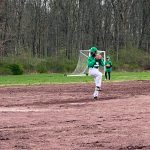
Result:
[89, 68, 102, 98]
[89, 68, 102, 88]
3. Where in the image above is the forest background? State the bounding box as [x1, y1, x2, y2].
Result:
[0, 0, 150, 75]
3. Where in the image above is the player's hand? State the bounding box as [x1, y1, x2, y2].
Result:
[106, 64, 110, 67]
[95, 54, 102, 60]
[106, 64, 110, 68]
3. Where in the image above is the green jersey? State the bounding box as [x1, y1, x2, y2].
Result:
[88, 56, 105, 68]
[105, 60, 112, 72]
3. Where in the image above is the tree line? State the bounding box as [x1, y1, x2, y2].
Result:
[0, 0, 150, 61]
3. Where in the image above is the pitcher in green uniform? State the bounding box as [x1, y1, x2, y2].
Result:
[105, 56, 112, 80]
[87, 47, 105, 99]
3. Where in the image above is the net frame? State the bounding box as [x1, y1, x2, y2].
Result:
[67, 50, 106, 77]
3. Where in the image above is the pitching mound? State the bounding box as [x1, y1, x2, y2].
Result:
[0, 80, 150, 150]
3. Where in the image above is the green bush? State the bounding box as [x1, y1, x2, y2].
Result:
[0, 67, 12, 75]
[22, 63, 34, 72]
[36, 62, 48, 73]
[108, 45, 150, 71]
[0, 48, 78, 73]
[8, 64, 23, 75]
[44, 57, 77, 73]
[0, 63, 11, 75]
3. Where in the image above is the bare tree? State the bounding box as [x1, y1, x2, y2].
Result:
[0, 0, 150, 61]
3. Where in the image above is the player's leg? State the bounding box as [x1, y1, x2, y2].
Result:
[95, 70, 102, 89]
[89, 68, 102, 82]
[105, 72, 107, 80]
[89, 68, 98, 98]
[92, 69, 102, 99]
[108, 72, 111, 80]
[89, 68, 102, 99]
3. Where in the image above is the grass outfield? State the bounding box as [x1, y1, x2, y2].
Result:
[0, 71, 150, 86]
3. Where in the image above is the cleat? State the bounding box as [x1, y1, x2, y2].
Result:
[95, 86, 102, 91]
[93, 90, 99, 99]
[94, 96, 98, 99]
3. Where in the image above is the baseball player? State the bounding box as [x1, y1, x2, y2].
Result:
[105, 56, 112, 80]
[87, 47, 104, 99]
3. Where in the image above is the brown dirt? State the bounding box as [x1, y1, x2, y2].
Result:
[0, 80, 150, 150]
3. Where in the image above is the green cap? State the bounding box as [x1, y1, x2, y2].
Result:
[106, 56, 110, 59]
[90, 47, 97, 53]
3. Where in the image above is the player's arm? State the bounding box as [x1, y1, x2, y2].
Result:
[99, 58, 105, 66]
[110, 61, 112, 68]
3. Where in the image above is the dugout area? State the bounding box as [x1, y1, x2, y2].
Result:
[0, 81, 150, 149]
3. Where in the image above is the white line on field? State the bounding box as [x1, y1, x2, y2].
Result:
[0, 107, 51, 112]
[0, 126, 56, 131]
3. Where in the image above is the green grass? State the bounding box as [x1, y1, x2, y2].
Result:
[0, 73, 92, 86]
[0, 71, 150, 86]
[111, 71, 150, 81]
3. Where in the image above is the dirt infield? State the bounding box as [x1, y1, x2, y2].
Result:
[0, 80, 150, 150]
